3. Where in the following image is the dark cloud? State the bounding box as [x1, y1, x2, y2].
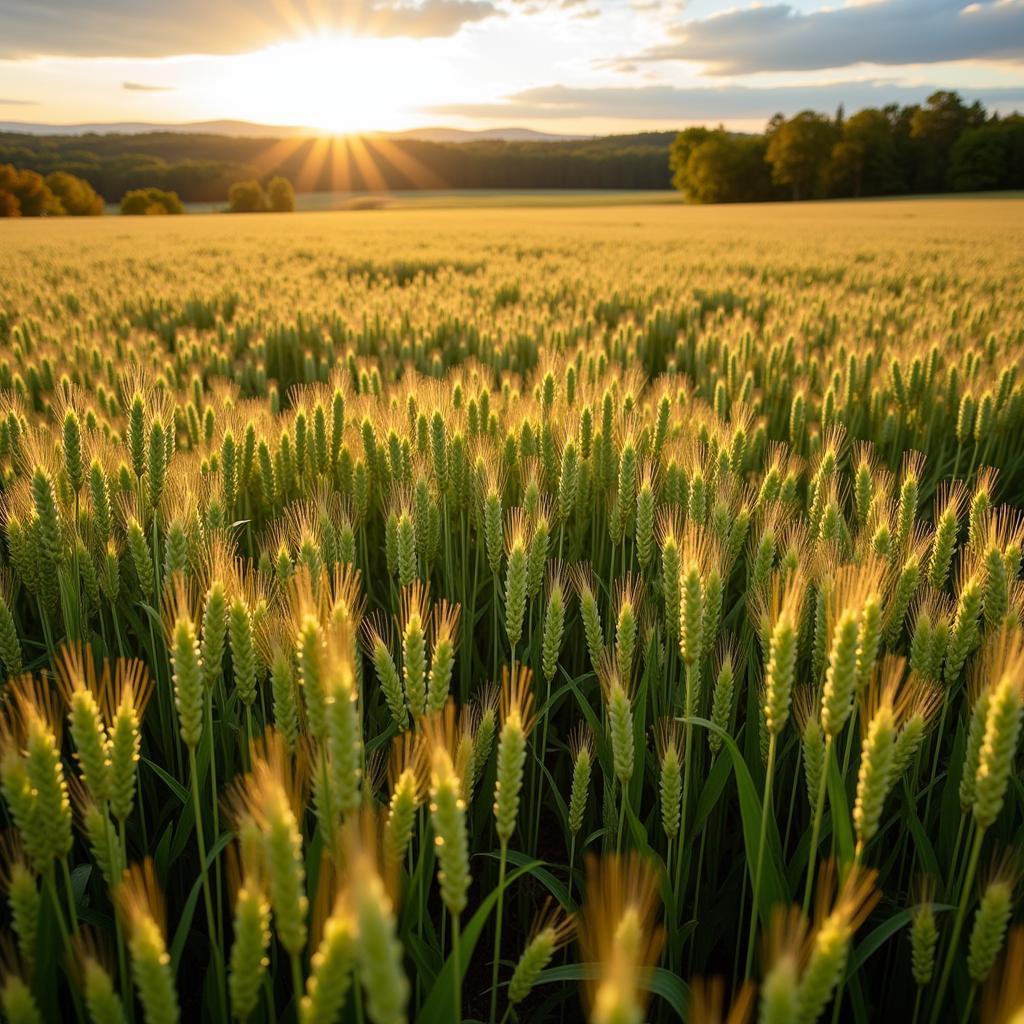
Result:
[0, 0, 501, 58]
[425, 81, 1024, 121]
[122, 81, 174, 92]
[627, 0, 1024, 75]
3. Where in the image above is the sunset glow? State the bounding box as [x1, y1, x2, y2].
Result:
[203, 35, 452, 134]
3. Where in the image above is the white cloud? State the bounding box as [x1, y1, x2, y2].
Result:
[624, 0, 1024, 73]
[426, 80, 1024, 120]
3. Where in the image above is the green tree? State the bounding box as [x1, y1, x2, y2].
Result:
[950, 117, 1024, 192]
[228, 179, 267, 213]
[266, 176, 295, 212]
[765, 111, 838, 200]
[120, 187, 185, 215]
[910, 91, 985, 190]
[949, 125, 1006, 191]
[671, 131, 776, 204]
[1000, 115, 1024, 188]
[669, 127, 715, 195]
[825, 108, 905, 197]
[45, 171, 104, 215]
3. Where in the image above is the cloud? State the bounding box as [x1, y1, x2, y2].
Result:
[122, 81, 174, 92]
[360, 0, 501, 37]
[0, 0, 501, 58]
[504, 0, 589, 7]
[0, 98, 38, 105]
[424, 81, 1024, 121]
[626, 0, 1024, 74]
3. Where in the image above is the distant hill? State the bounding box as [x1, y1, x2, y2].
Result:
[0, 119, 313, 138]
[0, 120, 587, 144]
[387, 126, 589, 143]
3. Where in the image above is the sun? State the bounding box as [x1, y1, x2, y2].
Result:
[219, 34, 426, 134]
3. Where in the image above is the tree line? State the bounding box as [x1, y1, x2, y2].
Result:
[0, 130, 676, 202]
[0, 167, 297, 216]
[670, 91, 1023, 203]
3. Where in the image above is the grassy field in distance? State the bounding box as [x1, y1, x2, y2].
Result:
[101, 188, 685, 215]
[98, 188, 1024, 216]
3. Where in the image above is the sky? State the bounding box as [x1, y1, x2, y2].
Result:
[0, 0, 1023, 135]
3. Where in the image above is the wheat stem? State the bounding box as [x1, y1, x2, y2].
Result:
[744, 731, 776, 979]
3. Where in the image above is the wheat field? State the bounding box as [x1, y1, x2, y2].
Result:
[0, 196, 1023, 1024]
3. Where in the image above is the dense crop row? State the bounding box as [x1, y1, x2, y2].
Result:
[0, 201, 1023, 1023]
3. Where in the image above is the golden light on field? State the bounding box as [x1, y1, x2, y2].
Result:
[215, 34, 438, 135]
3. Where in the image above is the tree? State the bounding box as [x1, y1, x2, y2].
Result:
[765, 111, 837, 200]
[950, 118, 1024, 192]
[910, 91, 985, 190]
[671, 131, 776, 204]
[669, 127, 715, 194]
[120, 187, 184, 215]
[45, 171, 104, 215]
[1000, 115, 1024, 188]
[825, 108, 905, 197]
[267, 176, 295, 212]
[0, 164, 21, 216]
[0, 164, 58, 216]
[228, 179, 267, 213]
